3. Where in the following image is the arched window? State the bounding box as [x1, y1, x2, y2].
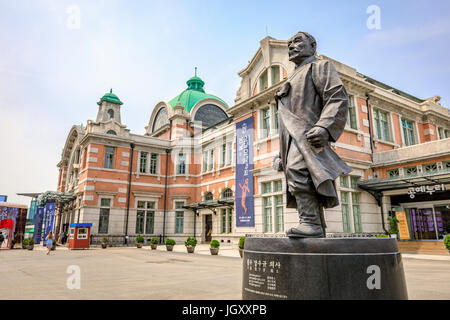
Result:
[153, 107, 169, 132]
[204, 192, 214, 201]
[193, 104, 227, 127]
[106, 130, 117, 135]
[107, 109, 114, 120]
[222, 188, 233, 199]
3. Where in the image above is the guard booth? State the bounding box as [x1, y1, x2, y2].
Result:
[68, 223, 92, 250]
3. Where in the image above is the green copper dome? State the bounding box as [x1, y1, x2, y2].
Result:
[97, 89, 123, 105]
[168, 73, 228, 112]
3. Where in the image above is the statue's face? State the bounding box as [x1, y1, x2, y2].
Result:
[288, 33, 315, 63]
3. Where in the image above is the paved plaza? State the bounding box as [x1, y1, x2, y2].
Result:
[1, 244, 449, 300]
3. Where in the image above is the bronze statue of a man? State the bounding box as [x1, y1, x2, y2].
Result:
[273, 32, 352, 238]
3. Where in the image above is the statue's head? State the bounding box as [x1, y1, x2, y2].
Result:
[288, 32, 317, 64]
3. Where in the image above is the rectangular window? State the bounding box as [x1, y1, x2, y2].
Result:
[136, 210, 145, 234]
[374, 109, 390, 141]
[209, 149, 214, 171]
[340, 175, 349, 188]
[402, 119, 416, 146]
[150, 153, 158, 174]
[227, 209, 233, 234]
[259, 69, 268, 92]
[263, 197, 273, 233]
[262, 182, 272, 194]
[341, 192, 351, 233]
[262, 108, 270, 138]
[98, 198, 111, 234]
[104, 147, 115, 169]
[226, 142, 232, 165]
[145, 211, 154, 234]
[445, 130, 450, 139]
[273, 106, 279, 133]
[221, 209, 226, 234]
[175, 201, 184, 234]
[352, 193, 362, 233]
[139, 152, 148, 173]
[221, 144, 226, 168]
[274, 180, 282, 192]
[271, 65, 280, 86]
[203, 151, 208, 173]
[274, 195, 284, 233]
[177, 153, 186, 175]
[350, 176, 360, 190]
[438, 128, 444, 140]
[347, 96, 358, 129]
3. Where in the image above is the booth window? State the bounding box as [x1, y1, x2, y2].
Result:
[150, 153, 158, 174]
[98, 198, 111, 234]
[139, 152, 148, 173]
[104, 147, 115, 169]
[137, 201, 155, 235]
[262, 180, 284, 233]
[175, 202, 184, 234]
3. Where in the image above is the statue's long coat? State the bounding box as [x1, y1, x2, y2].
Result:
[277, 56, 352, 209]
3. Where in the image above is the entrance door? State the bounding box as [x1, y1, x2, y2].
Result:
[205, 215, 212, 243]
[409, 208, 438, 240]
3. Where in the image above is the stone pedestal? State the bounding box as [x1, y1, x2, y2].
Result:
[242, 237, 408, 300]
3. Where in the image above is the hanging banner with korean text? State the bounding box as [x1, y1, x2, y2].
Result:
[34, 207, 44, 244]
[43, 203, 56, 246]
[235, 117, 255, 227]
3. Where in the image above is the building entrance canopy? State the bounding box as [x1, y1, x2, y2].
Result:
[182, 199, 234, 214]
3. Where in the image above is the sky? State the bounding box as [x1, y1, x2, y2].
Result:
[1, 0, 450, 205]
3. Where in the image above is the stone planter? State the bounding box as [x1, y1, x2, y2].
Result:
[210, 248, 219, 255]
[101, 243, 108, 249]
[166, 245, 174, 251]
[186, 245, 195, 253]
[51, 245, 56, 251]
[136, 243, 143, 248]
[239, 248, 244, 258]
[151, 244, 158, 250]
[27, 245, 34, 251]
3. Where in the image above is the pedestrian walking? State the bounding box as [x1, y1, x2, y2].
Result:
[46, 231, 54, 255]
[60, 231, 65, 244]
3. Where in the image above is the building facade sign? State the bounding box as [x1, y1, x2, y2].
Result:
[235, 117, 255, 227]
[407, 184, 446, 199]
[42, 203, 56, 246]
[33, 207, 44, 244]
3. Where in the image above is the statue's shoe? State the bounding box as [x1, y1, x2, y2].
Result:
[286, 223, 324, 238]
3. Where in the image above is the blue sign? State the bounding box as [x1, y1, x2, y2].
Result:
[43, 203, 56, 246]
[0, 195, 7, 202]
[28, 200, 37, 222]
[235, 117, 255, 227]
[34, 207, 44, 244]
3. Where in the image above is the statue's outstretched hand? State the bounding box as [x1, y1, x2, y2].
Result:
[272, 154, 283, 172]
[306, 127, 329, 148]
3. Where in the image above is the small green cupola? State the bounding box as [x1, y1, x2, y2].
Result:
[97, 89, 123, 105]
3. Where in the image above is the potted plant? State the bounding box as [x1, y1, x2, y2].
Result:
[165, 238, 176, 251]
[210, 240, 220, 255]
[27, 239, 34, 250]
[51, 239, 56, 250]
[101, 237, 108, 249]
[238, 237, 245, 258]
[22, 238, 29, 249]
[388, 216, 399, 239]
[150, 237, 159, 250]
[136, 235, 145, 248]
[444, 235, 450, 253]
[376, 234, 390, 238]
[184, 237, 197, 253]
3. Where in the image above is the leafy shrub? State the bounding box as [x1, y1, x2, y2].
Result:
[210, 240, 220, 249]
[28, 239, 34, 245]
[444, 235, 450, 250]
[102, 237, 109, 243]
[22, 238, 29, 245]
[184, 237, 197, 247]
[150, 237, 159, 245]
[238, 237, 245, 249]
[165, 238, 176, 246]
[388, 216, 399, 234]
[136, 235, 145, 243]
[376, 234, 390, 238]
[53, 239, 56, 244]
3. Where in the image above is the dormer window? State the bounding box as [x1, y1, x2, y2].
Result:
[255, 65, 287, 95]
[259, 69, 269, 92]
[271, 65, 280, 85]
[107, 109, 114, 120]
